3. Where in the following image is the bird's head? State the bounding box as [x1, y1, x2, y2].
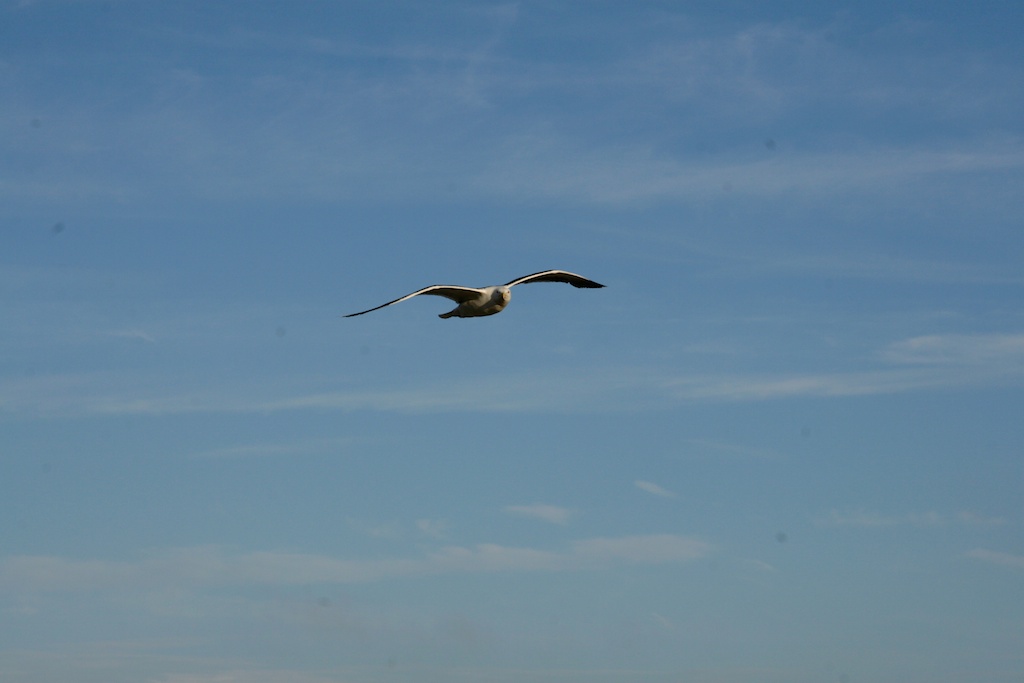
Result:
[499, 287, 512, 303]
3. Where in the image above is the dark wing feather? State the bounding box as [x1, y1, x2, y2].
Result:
[344, 285, 484, 317]
[504, 270, 605, 289]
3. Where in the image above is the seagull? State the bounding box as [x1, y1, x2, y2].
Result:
[344, 269, 605, 319]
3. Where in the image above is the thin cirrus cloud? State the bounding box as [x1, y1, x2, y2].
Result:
[966, 548, 1024, 570]
[722, 250, 1024, 286]
[15, 113, 1018, 208]
[882, 332, 1024, 366]
[415, 518, 448, 539]
[816, 509, 1007, 529]
[504, 503, 574, 525]
[472, 141, 1024, 205]
[634, 480, 675, 498]
[105, 328, 158, 343]
[0, 535, 712, 593]
[187, 437, 358, 460]
[664, 369, 997, 402]
[1, 329, 1021, 421]
[156, 673, 341, 683]
[815, 509, 945, 528]
[3, 338, 1023, 420]
[5, 14, 1020, 207]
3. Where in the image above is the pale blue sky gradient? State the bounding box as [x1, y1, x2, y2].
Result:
[2, 2, 1023, 682]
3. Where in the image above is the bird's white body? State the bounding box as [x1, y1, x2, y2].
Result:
[344, 270, 604, 319]
[437, 286, 513, 318]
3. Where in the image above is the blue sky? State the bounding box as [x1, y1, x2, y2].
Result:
[2, 1, 1023, 682]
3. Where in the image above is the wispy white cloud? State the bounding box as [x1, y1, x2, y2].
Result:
[569, 535, 708, 565]
[415, 518, 448, 539]
[154, 672, 343, 683]
[503, 504, 574, 525]
[955, 511, 1007, 527]
[743, 559, 777, 573]
[666, 370, 938, 401]
[634, 480, 675, 498]
[727, 250, 1024, 286]
[816, 509, 945, 528]
[4, 12, 1020, 207]
[344, 517, 402, 540]
[966, 548, 1024, 570]
[473, 140, 1024, 204]
[683, 439, 777, 460]
[106, 328, 157, 343]
[816, 509, 1007, 529]
[882, 333, 1024, 366]
[188, 437, 358, 460]
[650, 612, 676, 632]
[3, 332, 1023, 420]
[0, 535, 711, 594]
[665, 363, 1024, 402]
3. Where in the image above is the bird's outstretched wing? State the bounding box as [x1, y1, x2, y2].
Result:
[344, 285, 484, 317]
[505, 270, 605, 289]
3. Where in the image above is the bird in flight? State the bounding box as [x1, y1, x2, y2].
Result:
[344, 269, 605, 319]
